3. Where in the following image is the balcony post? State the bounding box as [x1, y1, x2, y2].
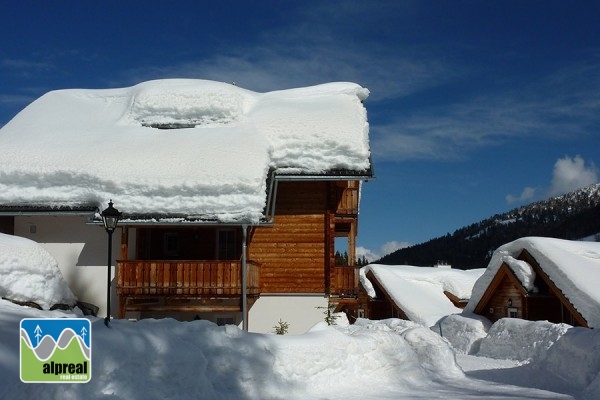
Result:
[242, 224, 248, 331]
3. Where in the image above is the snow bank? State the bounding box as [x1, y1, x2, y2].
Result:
[0, 79, 371, 223]
[466, 237, 600, 328]
[0, 305, 467, 400]
[531, 326, 600, 398]
[2, 299, 593, 399]
[476, 318, 571, 361]
[0, 233, 76, 309]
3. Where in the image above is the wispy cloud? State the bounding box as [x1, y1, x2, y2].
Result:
[506, 187, 538, 204]
[117, 3, 457, 103]
[1, 58, 55, 78]
[357, 240, 411, 262]
[0, 94, 34, 105]
[120, 43, 454, 105]
[371, 58, 600, 162]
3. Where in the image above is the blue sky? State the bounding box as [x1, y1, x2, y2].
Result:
[1, 1, 599, 260]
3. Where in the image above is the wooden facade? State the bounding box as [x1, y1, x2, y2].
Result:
[361, 271, 408, 320]
[473, 250, 588, 327]
[115, 179, 364, 320]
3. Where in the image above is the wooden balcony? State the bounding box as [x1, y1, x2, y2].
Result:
[331, 265, 360, 297]
[117, 260, 260, 296]
[116, 260, 260, 318]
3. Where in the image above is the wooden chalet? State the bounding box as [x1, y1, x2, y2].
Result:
[470, 248, 588, 327]
[114, 175, 369, 324]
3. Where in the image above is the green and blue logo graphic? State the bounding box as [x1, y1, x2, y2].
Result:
[20, 318, 91, 383]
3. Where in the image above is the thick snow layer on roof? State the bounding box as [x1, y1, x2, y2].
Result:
[465, 237, 600, 328]
[0, 79, 370, 222]
[0, 233, 76, 308]
[360, 264, 484, 327]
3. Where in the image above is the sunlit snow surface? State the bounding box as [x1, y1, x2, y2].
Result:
[0, 79, 370, 222]
[0, 300, 587, 400]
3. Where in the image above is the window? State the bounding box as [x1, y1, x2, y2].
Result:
[217, 229, 236, 260]
[507, 307, 518, 318]
[164, 232, 179, 258]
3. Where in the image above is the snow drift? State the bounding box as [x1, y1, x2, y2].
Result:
[0, 233, 76, 309]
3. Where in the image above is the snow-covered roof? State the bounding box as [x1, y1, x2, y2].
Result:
[0, 79, 371, 223]
[360, 264, 484, 327]
[465, 237, 600, 328]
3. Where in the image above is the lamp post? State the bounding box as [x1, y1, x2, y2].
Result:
[100, 200, 122, 327]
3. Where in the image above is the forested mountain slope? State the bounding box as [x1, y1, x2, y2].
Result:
[377, 183, 600, 269]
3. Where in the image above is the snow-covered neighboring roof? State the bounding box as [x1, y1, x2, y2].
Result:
[0, 79, 371, 223]
[465, 237, 600, 328]
[360, 264, 485, 327]
[0, 233, 76, 309]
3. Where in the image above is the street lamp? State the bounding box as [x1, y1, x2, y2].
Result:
[100, 200, 122, 327]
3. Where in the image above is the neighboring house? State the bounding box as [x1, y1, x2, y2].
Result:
[0, 79, 372, 334]
[359, 264, 484, 327]
[464, 237, 600, 328]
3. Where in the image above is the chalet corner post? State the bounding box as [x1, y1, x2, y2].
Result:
[100, 200, 122, 327]
[242, 224, 248, 331]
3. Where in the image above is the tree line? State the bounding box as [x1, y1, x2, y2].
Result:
[377, 183, 600, 269]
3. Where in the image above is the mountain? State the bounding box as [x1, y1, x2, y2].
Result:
[377, 183, 600, 269]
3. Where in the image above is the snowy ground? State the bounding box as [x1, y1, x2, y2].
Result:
[2, 300, 599, 400]
[2, 233, 600, 399]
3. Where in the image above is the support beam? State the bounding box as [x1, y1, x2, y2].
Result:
[242, 224, 248, 331]
[120, 227, 128, 260]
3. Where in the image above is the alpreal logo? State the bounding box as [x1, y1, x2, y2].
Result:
[20, 318, 91, 383]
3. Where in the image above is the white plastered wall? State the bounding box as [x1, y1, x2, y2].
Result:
[248, 295, 328, 334]
[14, 215, 131, 317]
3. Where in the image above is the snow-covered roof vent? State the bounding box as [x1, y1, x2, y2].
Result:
[126, 80, 254, 129]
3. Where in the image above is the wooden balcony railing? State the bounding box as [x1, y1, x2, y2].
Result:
[116, 260, 260, 297]
[331, 265, 360, 297]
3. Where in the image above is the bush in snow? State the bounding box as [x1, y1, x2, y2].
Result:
[0, 233, 77, 309]
[273, 319, 289, 335]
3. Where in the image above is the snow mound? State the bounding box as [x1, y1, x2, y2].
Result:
[273, 318, 464, 398]
[476, 318, 571, 361]
[0, 233, 76, 309]
[432, 313, 492, 354]
[525, 326, 600, 399]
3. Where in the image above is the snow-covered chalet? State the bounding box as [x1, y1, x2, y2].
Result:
[465, 237, 600, 328]
[0, 79, 372, 333]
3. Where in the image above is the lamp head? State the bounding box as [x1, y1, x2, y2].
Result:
[101, 200, 122, 233]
